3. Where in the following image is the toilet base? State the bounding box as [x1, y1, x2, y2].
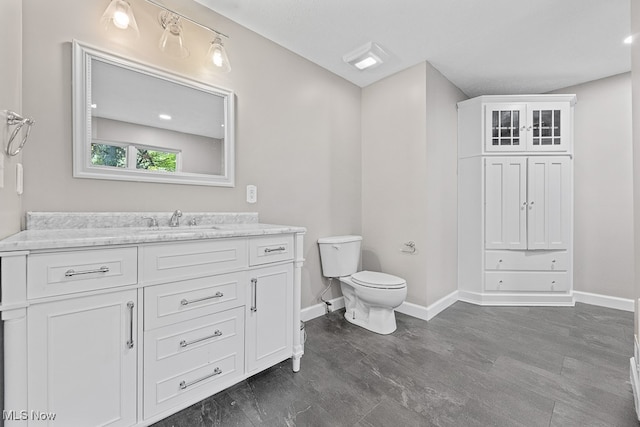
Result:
[343, 306, 397, 335]
[340, 279, 403, 335]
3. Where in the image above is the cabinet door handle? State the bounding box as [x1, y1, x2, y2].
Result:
[126, 301, 135, 349]
[180, 330, 223, 348]
[65, 265, 109, 277]
[264, 246, 286, 253]
[251, 278, 258, 312]
[180, 291, 224, 306]
[179, 367, 222, 390]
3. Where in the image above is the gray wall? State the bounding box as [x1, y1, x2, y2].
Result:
[361, 62, 466, 308]
[0, 0, 23, 239]
[631, 0, 640, 336]
[551, 73, 634, 299]
[20, 0, 362, 309]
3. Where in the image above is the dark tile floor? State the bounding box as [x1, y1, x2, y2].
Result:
[152, 302, 637, 426]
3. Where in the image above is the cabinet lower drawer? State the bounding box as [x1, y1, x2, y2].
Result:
[27, 247, 138, 298]
[143, 307, 244, 419]
[484, 271, 568, 292]
[144, 271, 246, 330]
[485, 250, 568, 271]
[142, 239, 248, 284]
[249, 235, 294, 266]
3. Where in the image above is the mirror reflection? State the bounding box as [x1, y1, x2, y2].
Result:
[73, 41, 235, 187]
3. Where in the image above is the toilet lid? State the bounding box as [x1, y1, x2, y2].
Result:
[351, 271, 406, 289]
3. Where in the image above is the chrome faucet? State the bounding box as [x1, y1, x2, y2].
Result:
[169, 210, 182, 227]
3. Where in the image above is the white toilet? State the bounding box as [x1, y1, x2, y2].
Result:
[317, 235, 407, 334]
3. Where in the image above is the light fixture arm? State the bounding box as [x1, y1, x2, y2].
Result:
[145, 0, 229, 39]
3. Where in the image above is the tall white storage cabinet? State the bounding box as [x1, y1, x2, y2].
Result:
[457, 95, 576, 305]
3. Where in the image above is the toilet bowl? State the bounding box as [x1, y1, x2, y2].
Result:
[317, 236, 407, 335]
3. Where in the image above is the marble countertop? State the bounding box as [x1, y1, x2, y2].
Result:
[0, 212, 306, 252]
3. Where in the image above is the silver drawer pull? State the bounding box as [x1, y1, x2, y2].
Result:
[180, 329, 223, 348]
[180, 291, 224, 306]
[179, 367, 222, 390]
[126, 301, 135, 349]
[264, 246, 285, 253]
[64, 265, 109, 277]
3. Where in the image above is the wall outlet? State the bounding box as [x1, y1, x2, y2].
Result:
[246, 185, 257, 203]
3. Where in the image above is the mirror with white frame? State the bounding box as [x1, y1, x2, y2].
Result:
[72, 41, 235, 187]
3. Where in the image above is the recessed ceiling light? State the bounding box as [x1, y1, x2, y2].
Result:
[624, 35, 633, 44]
[158, 113, 172, 120]
[343, 42, 387, 71]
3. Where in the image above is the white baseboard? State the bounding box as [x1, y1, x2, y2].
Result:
[396, 290, 459, 321]
[300, 296, 345, 322]
[573, 291, 634, 312]
[299, 290, 634, 323]
[301, 291, 459, 323]
[457, 290, 574, 306]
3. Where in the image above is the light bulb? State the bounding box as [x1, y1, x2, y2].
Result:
[207, 37, 231, 72]
[113, 9, 130, 29]
[212, 48, 223, 67]
[101, 0, 139, 36]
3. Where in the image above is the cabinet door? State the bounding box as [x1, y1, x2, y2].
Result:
[485, 104, 527, 152]
[527, 156, 571, 250]
[526, 103, 570, 151]
[28, 290, 137, 427]
[246, 263, 293, 375]
[485, 157, 527, 249]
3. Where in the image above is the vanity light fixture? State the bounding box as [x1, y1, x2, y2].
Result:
[343, 42, 387, 71]
[624, 35, 633, 44]
[101, 0, 232, 71]
[158, 11, 189, 58]
[207, 36, 231, 72]
[101, 0, 139, 35]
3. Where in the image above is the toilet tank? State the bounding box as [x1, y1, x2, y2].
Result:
[317, 235, 363, 278]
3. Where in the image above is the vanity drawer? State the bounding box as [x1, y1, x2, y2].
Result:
[485, 250, 568, 271]
[144, 271, 246, 330]
[27, 247, 138, 298]
[484, 271, 568, 292]
[144, 306, 244, 418]
[141, 238, 248, 284]
[249, 235, 294, 266]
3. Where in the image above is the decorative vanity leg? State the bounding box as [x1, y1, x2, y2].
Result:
[292, 232, 305, 372]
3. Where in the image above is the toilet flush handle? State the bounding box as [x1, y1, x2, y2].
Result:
[332, 244, 341, 250]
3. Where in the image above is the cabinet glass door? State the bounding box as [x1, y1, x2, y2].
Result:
[485, 104, 526, 152]
[527, 103, 569, 151]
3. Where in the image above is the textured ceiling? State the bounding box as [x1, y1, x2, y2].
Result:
[160, 0, 632, 97]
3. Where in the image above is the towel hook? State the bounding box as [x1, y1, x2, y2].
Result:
[5, 110, 35, 156]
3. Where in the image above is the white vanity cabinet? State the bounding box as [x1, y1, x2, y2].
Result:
[28, 290, 138, 427]
[0, 220, 305, 427]
[458, 94, 575, 305]
[246, 235, 295, 374]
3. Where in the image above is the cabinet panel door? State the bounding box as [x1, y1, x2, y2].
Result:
[485, 104, 527, 152]
[526, 103, 570, 151]
[485, 157, 527, 249]
[28, 290, 137, 427]
[527, 157, 570, 250]
[246, 263, 293, 375]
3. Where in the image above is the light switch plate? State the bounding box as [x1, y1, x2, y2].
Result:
[16, 163, 23, 195]
[0, 152, 4, 189]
